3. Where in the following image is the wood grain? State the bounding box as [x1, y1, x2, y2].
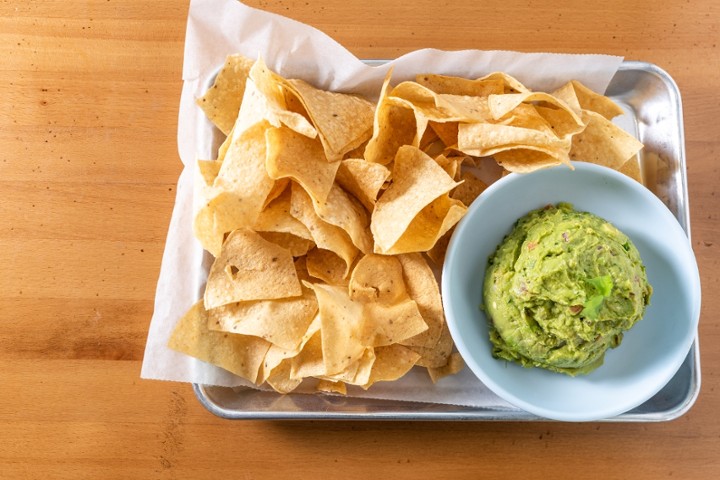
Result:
[1, 0, 718, 478]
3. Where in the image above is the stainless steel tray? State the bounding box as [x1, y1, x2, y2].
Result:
[193, 61, 700, 421]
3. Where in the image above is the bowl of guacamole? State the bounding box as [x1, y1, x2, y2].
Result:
[442, 162, 700, 421]
[484, 203, 652, 376]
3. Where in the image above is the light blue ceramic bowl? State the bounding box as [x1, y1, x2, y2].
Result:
[442, 162, 701, 421]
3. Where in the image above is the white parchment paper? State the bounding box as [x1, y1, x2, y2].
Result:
[141, 0, 624, 407]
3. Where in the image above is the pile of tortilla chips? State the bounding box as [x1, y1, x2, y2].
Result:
[169, 54, 643, 394]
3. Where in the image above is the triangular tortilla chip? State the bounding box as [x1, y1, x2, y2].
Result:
[168, 300, 271, 383]
[204, 228, 301, 309]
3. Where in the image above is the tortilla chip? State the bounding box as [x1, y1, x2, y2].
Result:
[372, 145, 465, 254]
[204, 228, 301, 309]
[307, 283, 367, 375]
[253, 188, 313, 240]
[206, 283, 318, 350]
[413, 322, 454, 368]
[364, 70, 417, 165]
[349, 254, 407, 304]
[168, 300, 271, 383]
[213, 120, 276, 222]
[493, 147, 569, 173]
[429, 121, 459, 147]
[457, 122, 570, 158]
[319, 347, 375, 385]
[434, 154, 462, 180]
[246, 58, 317, 138]
[257, 231, 314, 257]
[553, 80, 624, 120]
[290, 327, 326, 380]
[265, 126, 340, 204]
[426, 228, 452, 266]
[570, 110, 644, 169]
[306, 248, 351, 286]
[197, 159, 223, 187]
[386, 193, 467, 254]
[619, 154, 643, 184]
[427, 352, 465, 383]
[415, 73, 505, 96]
[361, 344, 421, 389]
[266, 360, 304, 394]
[286, 78, 375, 161]
[488, 91, 582, 125]
[396, 253, 445, 350]
[289, 182, 359, 275]
[362, 299, 428, 347]
[335, 158, 391, 211]
[316, 379, 347, 395]
[452, 170, 487, 206]
[196, 54, 255, 135]
[310, 184, 373, 254]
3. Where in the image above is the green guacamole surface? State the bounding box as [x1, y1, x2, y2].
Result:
[483, 203, 652, 376]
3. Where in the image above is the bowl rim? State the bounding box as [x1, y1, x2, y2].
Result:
[441, 161, 702, 421]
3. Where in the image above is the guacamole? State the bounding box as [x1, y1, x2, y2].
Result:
[483, 203, 652, 375]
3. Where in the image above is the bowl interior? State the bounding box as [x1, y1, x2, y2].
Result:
[442, 162, 701, 421]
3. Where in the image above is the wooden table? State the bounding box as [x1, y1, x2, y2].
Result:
[2, 0, 718, 477]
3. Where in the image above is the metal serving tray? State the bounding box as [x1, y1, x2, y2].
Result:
[193, 61, 700, 421]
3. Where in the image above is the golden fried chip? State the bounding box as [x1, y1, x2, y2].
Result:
[262, 178, 290, 208]
[619, 154, 643, 184]
[553, 80, 624, 120]
[488, 91, 581, 123]
[396, 253, 445, 349]
[319, 347, 375, 385]
[204, 228, 301, 309]
[213, 121, 276, 219]
[316, 379, 347, 395]
[307, 283, 367, 375]
[569, 110, 644, 169]
[362, 299, 428, 347]
[286, 78, 375, 161]
[168, 300, 271, 383]
[386, 193, 467, 254]
[206, 283, 318, 350]
[452, 170, 487, 206]
[310, 184, 373, 254]
[349, 254, 407, 304]
[433, 154, 462, 180]
[290, 183, 359, 276]
[290, 327, 326, 380]
[457, 122, 570, 158]
[427, 228, 452, 266]
[427, 352, 465, 383]
[335, 158, 391, 211]
[193, 121, 280, 257]
[415, 72, 505, 96]
[258, 314, 320, 383]
[253, 188, 313, 240]
[265, 360, 303, 394]
[306, 248, 350, 286]
[245, 58, 317, 138]
[372, 146, 465, 254]
[429, 121, 459, 147]
[493, 147, 569, 173]
[362, 344, 421, 389]
[192, 191, 247, 257]
[197, 54, 255, 135]
[265, 126, 341, 203]
[197, 159, 223, 187]
[413, 322, 454, 368]
[258, 231, 314, 257]
[364, 70, 417, 165]
[348, 254, 429, 347]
